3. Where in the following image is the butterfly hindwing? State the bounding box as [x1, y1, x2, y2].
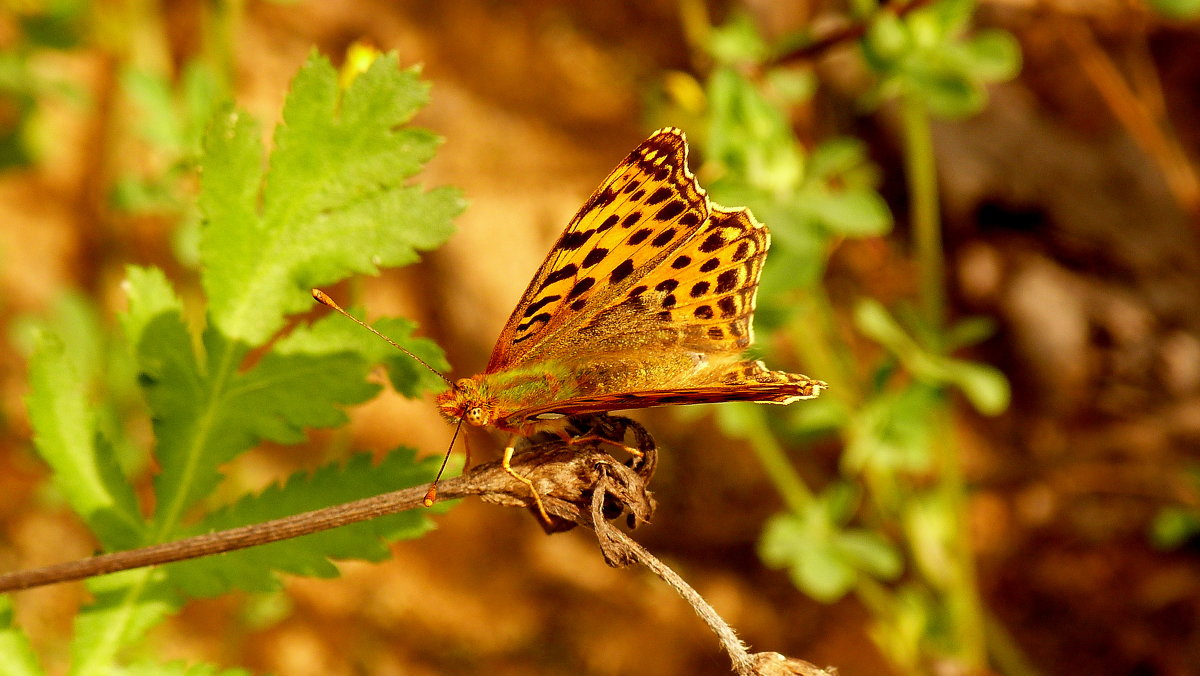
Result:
[509, 376, 824, 424]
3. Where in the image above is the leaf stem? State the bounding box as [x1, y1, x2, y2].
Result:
[901, 95, 944, 334]
[741, 406, 814, 514]
[900, 91, 987, 669]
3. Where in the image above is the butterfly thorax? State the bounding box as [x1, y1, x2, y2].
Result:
[435, 362, 583, 433]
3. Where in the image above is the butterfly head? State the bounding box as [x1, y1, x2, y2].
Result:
[435, 376, 497, 428]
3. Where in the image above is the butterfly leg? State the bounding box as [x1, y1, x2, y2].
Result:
[562, 432, 644, 459]
[502, 435, 551, 523]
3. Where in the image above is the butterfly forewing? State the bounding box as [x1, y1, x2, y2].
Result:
[487, 128, 710, 371]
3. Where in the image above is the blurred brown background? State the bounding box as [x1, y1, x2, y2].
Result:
[2, 1, 1200, 674]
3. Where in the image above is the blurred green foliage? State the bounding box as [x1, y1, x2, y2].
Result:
[657, 1, 1021, 673]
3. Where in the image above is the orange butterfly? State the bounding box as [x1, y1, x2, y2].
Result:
[431, 128, 824, 517]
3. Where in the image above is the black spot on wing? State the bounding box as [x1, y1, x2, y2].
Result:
[566, 277, 596, 300]
[517, 312, 552, 332]
[690, 281, 709, 298]
[716, 269, 739, 293]
[621, 212, 642, 228]
[671, 255, 691, 269]
[539, 263, 578, 291]
[650, 228, 677, 248]
[700, 258, 719, 272]
[732, 240, 750, 261]
[655, 279, 679, 292]
[522, 294, 561, 318]
[656, 200, 686, 221]
[699, 232, 724, 253]
[718, 296, 737, 318]
[629, 228, 653, 245]
[585, 187, 616, 211]
[610, 259, 635, 284]
[646, 186, 673, 204]
[559, 229, 592, 251]
[582, 247, 608, 268]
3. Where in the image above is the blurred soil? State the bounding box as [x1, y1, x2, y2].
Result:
[2, 1, 1199, 675]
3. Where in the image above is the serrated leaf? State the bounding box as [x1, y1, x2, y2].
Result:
[131, 302, 392, 526]
[164, 449, 440, 597]
[200, 52, 461, 346]
[70, 570, 182, 675]
[301, 309, 449, 398]
[25, 332, 143, 550]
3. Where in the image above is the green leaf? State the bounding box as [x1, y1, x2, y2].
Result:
[759, 512, 855, 602]
[854, 298, 1010, 415]
[25, 331, 143, 551]
[943, 315, 995, 351]
[940, 358, 1009, 415]
[164, 449, 440, 597]
[707, 12, 769, 65]
[70, 570, 182, 674]
[843, 386, 938, 476]
[123, 268, 402, 527]
[805, 138, 869, 180]
[0, 596, 42, 676]
[200, 52, 461, 347]
[906, 65, 984, 118]
[804, 187, 892, 237]
[839, 530, 903, 579]
[862, 12, 910, 67]
[960, 30, 1022, 82]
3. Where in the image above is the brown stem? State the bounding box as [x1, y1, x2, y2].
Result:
[768, 0, 935, 68]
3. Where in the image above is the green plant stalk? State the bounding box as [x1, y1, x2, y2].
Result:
[900, 93, 987, 669]
[788, 289, 863, 408]
[901, 95, 945, 334]
[743, 407, 815, 515]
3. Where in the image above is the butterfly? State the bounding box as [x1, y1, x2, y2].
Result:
[430, 127, 825, 519]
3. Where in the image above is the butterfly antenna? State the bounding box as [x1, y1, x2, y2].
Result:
[424, 414, 465, 506]
[311, 288, 456, 388]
